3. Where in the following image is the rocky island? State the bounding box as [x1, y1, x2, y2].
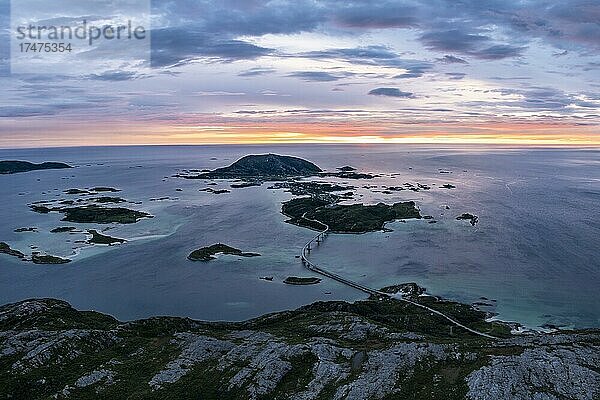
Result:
[0, 295, 597, 400]
[188, 244, 261, 261]
[30, 204, 152, 224]
[457, 213, 479, 226]
[181, 154, 323, 180]
[0, 243, 71, 264]
[282, 197, 421, 233]
[0, 160, 72, 174]
[62, 206, 151, 224]
[50, 227, 78, 233]
[87, 230, 126, 245]
[283, 276, 322, 285]
[0, 242, 25, 260]
[31, 254, 71, 265]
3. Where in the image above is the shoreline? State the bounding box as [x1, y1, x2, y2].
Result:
[0, 294, 594, 336]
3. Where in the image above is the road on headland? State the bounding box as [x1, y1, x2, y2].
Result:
[299, 219, 498, 340]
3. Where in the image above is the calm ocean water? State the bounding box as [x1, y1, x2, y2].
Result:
[0, 144, 598, 329]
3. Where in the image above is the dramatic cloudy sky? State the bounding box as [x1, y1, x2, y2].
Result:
[1, 0, 599, 147]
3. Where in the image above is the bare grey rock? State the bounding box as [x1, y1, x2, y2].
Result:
[75, 369, 115, 388]
[149, 333, 234, 389]
[1, 329, 119, 372]
[467, 344, 600, 400]
[1, 299, 599, 400]
[333, 343, 451, 400]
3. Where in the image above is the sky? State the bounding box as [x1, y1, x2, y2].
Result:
[0, 0, 599, 148]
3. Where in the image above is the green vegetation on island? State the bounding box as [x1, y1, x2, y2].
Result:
[282, 197, 421, 233]
[283, 276, 322, 285]
[30, 203, 152, 224]
[379, 282, 427, 296]
[0, 160, 72, 174]
[87, 230, 126, 245]
[61, 206, 151, 224]
[0, 242, 25, 259]
[176, 154, 376, 184]
[180, 154, 323, 180]
[188, 244, 261, 261]
[269, 181, 354, 197]
[1, 243, 71, 264]
[31, 253, 71, 265]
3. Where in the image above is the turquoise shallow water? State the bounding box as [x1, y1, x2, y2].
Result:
[0, 144, 598, 328]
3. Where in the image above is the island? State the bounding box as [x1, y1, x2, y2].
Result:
[30, 204, 152, 224]
[61, 206, 151, 224]
[321, 171, 376, 179]
[188, 244, 261, 261]
[268, 181, 354, 201]
[379, 282, 427, 296]
[31, 253, 71, 265]
[199, 188, 230, 194]
[0, 295, 596, 400]
[91, 197, 127, 204]
[457, 213, 479, 226]
[91, 187, 120, 193]
[1, 243, 71, 264]
[175, 154, 377, 183]
[282, 197, 421, 233]
[230, 180, 262, 188]
[0, 160, 72, 174]
[64, 189, 90, 195]
[50, 227, 78, 233]
[283, 276, 322, 285]
[0, 242, 25, 259]
[87, 230, 126, 245]
[179, 154, 323, 180]
[14, 227, 38, 233]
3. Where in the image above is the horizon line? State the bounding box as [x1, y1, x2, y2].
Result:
[1, 141, 600, 151]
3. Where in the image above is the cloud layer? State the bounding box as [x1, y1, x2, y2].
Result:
[0, 0, 598, 146]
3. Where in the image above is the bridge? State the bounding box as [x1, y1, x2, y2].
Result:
[300, 220, 498, 340]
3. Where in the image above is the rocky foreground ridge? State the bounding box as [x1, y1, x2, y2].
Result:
[0, 297, 598, 400]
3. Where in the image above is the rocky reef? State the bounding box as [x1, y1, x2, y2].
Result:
[0, 298, 597, 400]
[31, 254, 71, 265]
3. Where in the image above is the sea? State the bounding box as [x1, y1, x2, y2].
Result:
[0, 144, 598, 330]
